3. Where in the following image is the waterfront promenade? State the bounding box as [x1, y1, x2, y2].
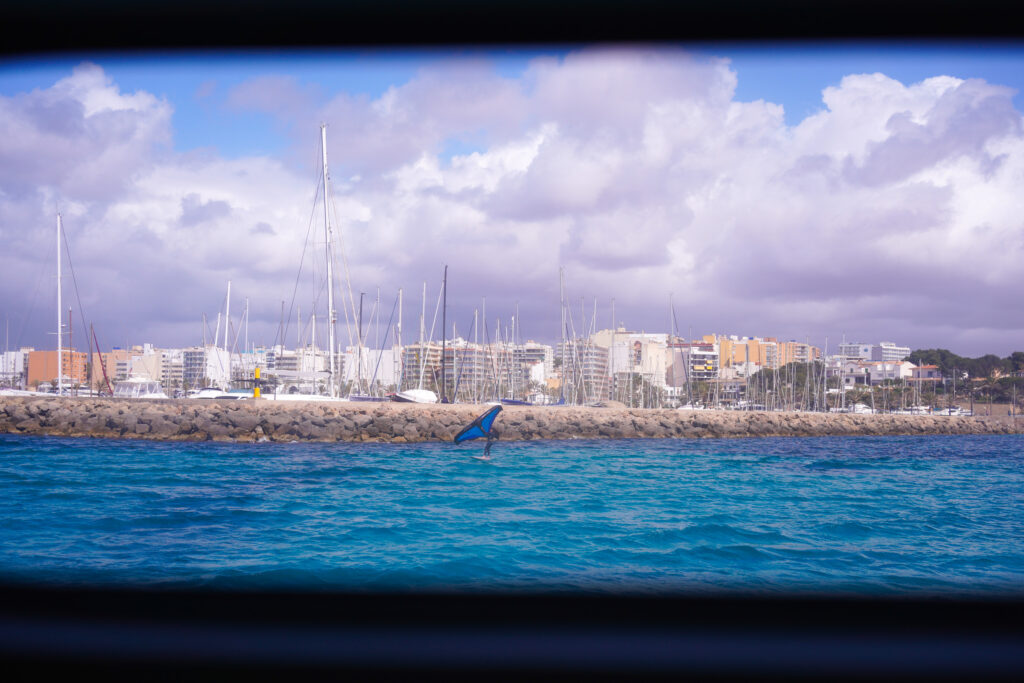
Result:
[0, 396, 1019, 443]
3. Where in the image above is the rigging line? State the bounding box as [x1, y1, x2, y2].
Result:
[366, 291, 399, 390]
[14, 257, 47, 350]
[481, 308, 496, 400]
[278, 166, 324, 352]
[425, 275, 445, 359]
[60, 221, 90, 355]
[327, 185, 358, 352]
[228, 305, 245, 356]
[452, 312, 476, 401]
[415, 280, 446, 392]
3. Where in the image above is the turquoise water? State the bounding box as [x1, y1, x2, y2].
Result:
[1, 433, 1022, 595]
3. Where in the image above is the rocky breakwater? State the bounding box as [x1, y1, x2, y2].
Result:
[0, 395, 1020, 443]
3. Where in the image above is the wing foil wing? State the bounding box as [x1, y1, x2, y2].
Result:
[454, 424, 486, 443]
[454, 405, 503, 443]
[479, 405, 502, 433]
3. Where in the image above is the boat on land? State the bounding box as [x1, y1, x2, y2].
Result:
[348, 393, 388, 402]
[264, 385, 348, 402]
[0, 388, 53, 397]
[190, 387, 247, 400]
[392, 388, 439, 404]
[935, 406, 972, 416]
[113, 376, 169, 399]
[392, 278, 439, 405]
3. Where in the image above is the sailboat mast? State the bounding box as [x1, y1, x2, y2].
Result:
[321, 123, 337, 398]
[417, 281, 426, 390]
[611, 298, 616, 402]
[358, 292, 364, 395]
[558, 268, 565, 403]
[441, 265, 447, 403]
[396, 287, 403, 390]
[224, 280, 231, 353]
[56, 213, 63, 395]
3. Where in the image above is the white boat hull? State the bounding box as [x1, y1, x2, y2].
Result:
[392, 389, 438, 404]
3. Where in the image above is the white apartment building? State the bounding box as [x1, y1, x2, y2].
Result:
[0, 348, 30, 389]
[591, 328, 670, 393]
[182, 346, 231, 390]
[872, 342, 911, 362]
[839, 341, 911, 362]
[666, 340, 720, 386]
[838, 342, 873, 360]
[343, 345, 401, 390]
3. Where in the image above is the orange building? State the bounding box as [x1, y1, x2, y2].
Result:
[778, 341, 822, 366]
[709, 335, 780, 369]
[27, 349, 89, 389]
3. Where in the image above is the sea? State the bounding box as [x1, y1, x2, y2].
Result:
[1, 433, 1022, 596]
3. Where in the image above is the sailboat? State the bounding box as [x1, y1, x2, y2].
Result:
[392, 280, 438, 403]
[268, 124, 350, 403]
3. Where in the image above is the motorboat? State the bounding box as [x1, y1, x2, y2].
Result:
[113, 376, 169, 399]
[191, 387, 248, 400]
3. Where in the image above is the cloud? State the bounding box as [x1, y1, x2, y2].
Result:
[179, 193, 232, 226]
[2, 50, 1023, 356]
[0, 62, 171, 202]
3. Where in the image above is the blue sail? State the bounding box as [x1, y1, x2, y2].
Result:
[454, 405, 502, 444]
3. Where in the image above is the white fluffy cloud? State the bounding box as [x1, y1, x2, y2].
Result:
[2, 50, 1022, 355]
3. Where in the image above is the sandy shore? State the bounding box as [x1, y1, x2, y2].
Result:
[1, 395, 1020, 443]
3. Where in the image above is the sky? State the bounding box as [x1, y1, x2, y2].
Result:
[1, 43, 1023, 357]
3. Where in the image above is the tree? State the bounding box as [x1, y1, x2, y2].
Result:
[1011, 352, 1024, 373]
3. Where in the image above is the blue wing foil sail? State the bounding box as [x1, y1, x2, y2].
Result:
[479, 405, 501, 432]
[455, 425, 487, 443]
[454, 405, 502, 443]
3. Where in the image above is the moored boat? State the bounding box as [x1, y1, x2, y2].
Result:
[113, 376, 169, 399]
[392, 388, 438, 403]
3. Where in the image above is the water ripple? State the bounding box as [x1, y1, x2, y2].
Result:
[1, 433, 1022, 596]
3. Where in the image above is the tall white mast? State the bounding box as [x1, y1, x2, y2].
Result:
[224, 280, 231, 353]
[56, 213, 63, 395]
[397, 287, 403, 390]
[321, 123, 337, 398]
[417, 281, 426, 390]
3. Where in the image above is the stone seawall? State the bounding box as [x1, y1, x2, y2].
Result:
[1, 396, 1019, 443]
